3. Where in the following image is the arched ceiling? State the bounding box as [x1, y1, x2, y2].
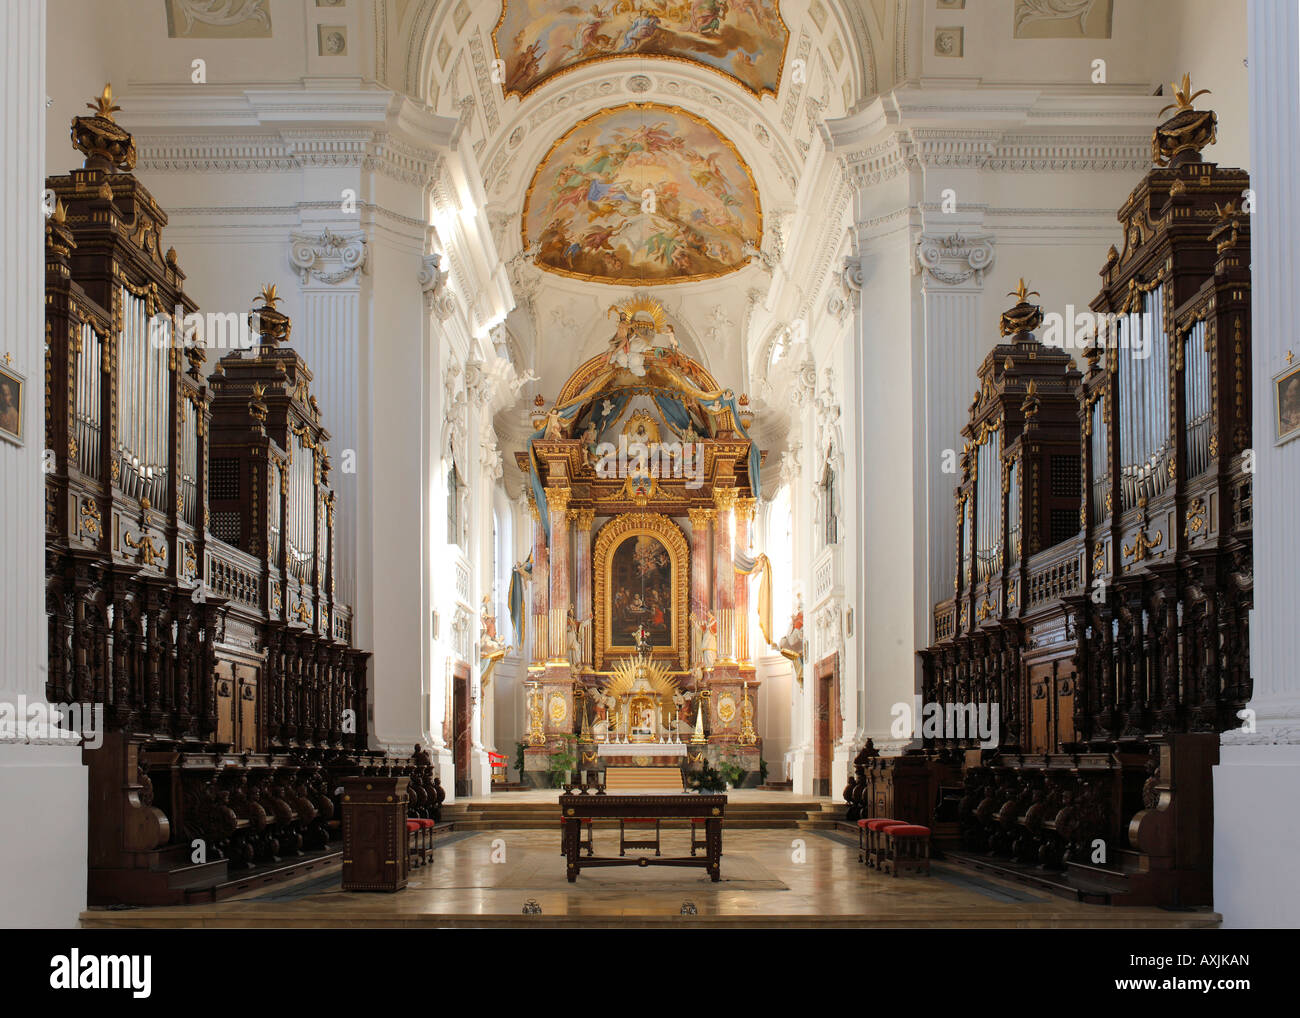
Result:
[492, 1, 791, 99]
[378, 1, 914, 470]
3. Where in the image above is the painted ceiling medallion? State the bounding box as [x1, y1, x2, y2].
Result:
[493, 0, 789, 99]
[523, 103, 762, 286]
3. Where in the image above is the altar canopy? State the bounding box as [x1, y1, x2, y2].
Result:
[516, 296, 764, 785]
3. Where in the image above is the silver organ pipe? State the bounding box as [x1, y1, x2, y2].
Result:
[1089, 399, 1107, 525]
[268, 464, 281, 565]
[1117, 285, 1170, 510]
[1006, 458, 1020, 566]
[287, 432, 315, 584]
[75, 322, 103, 478]
[179, 396, 199, 525]
[961, 498, 972, 589]
[974, 429, 1002, 581]
[116, 286, 170, 507]
[1184, 321, 1212, 479]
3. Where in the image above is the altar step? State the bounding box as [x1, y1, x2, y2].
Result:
[441, 799, 828, 831]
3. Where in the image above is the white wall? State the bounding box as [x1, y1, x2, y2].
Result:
[0, 0, 87, 929]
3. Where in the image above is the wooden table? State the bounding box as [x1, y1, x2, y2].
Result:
[559, 793, 727, 882]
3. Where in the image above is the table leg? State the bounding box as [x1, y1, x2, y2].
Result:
[565, 818, 579, 882]
[707, 817, 721, 882]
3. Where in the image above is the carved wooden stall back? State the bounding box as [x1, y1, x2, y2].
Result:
[43, 87, 437, 906]
[865, 80, 1253, 908]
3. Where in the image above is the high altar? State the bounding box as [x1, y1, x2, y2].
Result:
[514, 296, 764, 785]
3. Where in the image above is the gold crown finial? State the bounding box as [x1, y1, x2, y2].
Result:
[88, 83, 121, 121]
[1159, 73, 1212, 118]
[1007, 278, 1040, 303]
[256, 283, 282, 308]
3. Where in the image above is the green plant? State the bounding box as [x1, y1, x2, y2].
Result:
[718, 761, 746, 788]
[514, 741, 526, 780]
[688, 763, 726, 793]
[548, 736, 577, 788]
[759, 757, 769, 784]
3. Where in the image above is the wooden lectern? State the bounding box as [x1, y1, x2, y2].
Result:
[341, 776, 409, 892]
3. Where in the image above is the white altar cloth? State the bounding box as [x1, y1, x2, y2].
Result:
[596, 743, 687, 757]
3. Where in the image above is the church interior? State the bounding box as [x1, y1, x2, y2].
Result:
[1, 0, 1298, 945]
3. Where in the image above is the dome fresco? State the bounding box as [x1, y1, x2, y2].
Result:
[522, 103, 762, 285]
[493, 0, 790, 98]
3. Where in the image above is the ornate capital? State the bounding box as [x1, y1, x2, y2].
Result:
[546, 487, 571, 515]
[289, 229, 368, 285]
[713, 488, 738, 512]
[688, 507, 716, 528]
[420, 252, 458, 320]
[915, 232, 995, 288]
[569, 507, 596, 531]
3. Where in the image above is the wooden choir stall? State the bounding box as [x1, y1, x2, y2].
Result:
[43, 87, 441, 906]
[845, 80, 1253, 908]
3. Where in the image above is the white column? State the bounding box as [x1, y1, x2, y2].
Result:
[1215, 0, 1300, 930]
[363, 203, 433, 757]
[916, 231, 995, 620]
[0, 0, 88, 929]
[292, 234, 364, 605]
[846, 219, 921, 755]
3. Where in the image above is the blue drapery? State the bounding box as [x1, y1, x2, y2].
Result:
[508, 552, 532, 645]
[700, 391, 761, 497]
[652, 393, 693, 435]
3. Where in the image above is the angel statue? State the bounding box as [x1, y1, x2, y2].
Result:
[691, 609, 718, 671]
[565, 603, 592, 672]
[607, 308, 651, 377]
[542, 406, 568, 440]
[777, 596, 805, 686]
[479, 596, 511, 687]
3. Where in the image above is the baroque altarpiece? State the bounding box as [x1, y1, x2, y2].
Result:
[513, 297, 766, 783]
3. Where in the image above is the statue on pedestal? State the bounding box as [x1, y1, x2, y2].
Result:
[565, 603, 592, 672]
[691, 609, 718, 671]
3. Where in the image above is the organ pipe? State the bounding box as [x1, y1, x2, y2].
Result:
[1116, 286, 1170, 510]
[1184, 321, 1212, 479]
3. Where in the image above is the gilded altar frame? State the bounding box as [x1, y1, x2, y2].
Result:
[593, 512, 689, 671]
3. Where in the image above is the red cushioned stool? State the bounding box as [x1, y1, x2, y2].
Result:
[865, 819, 907, 870]
[406, 818, 436, 868]
[881, 824, 931, 877]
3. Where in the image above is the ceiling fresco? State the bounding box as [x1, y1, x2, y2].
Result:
[522, 102, 762, 285]
[493, 0, 789, 98]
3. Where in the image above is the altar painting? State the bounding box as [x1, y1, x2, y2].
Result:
[522, 103, 761, 285]
[611, 535, 673, 646]
[493, 1, 789, 98]
[594, 513, 689, 669]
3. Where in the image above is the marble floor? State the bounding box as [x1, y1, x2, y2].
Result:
[80, 828, 1221, 928]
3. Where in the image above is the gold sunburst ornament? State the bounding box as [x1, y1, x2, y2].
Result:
[609, 294, 669, 334]
[604, 653, 679, 700]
